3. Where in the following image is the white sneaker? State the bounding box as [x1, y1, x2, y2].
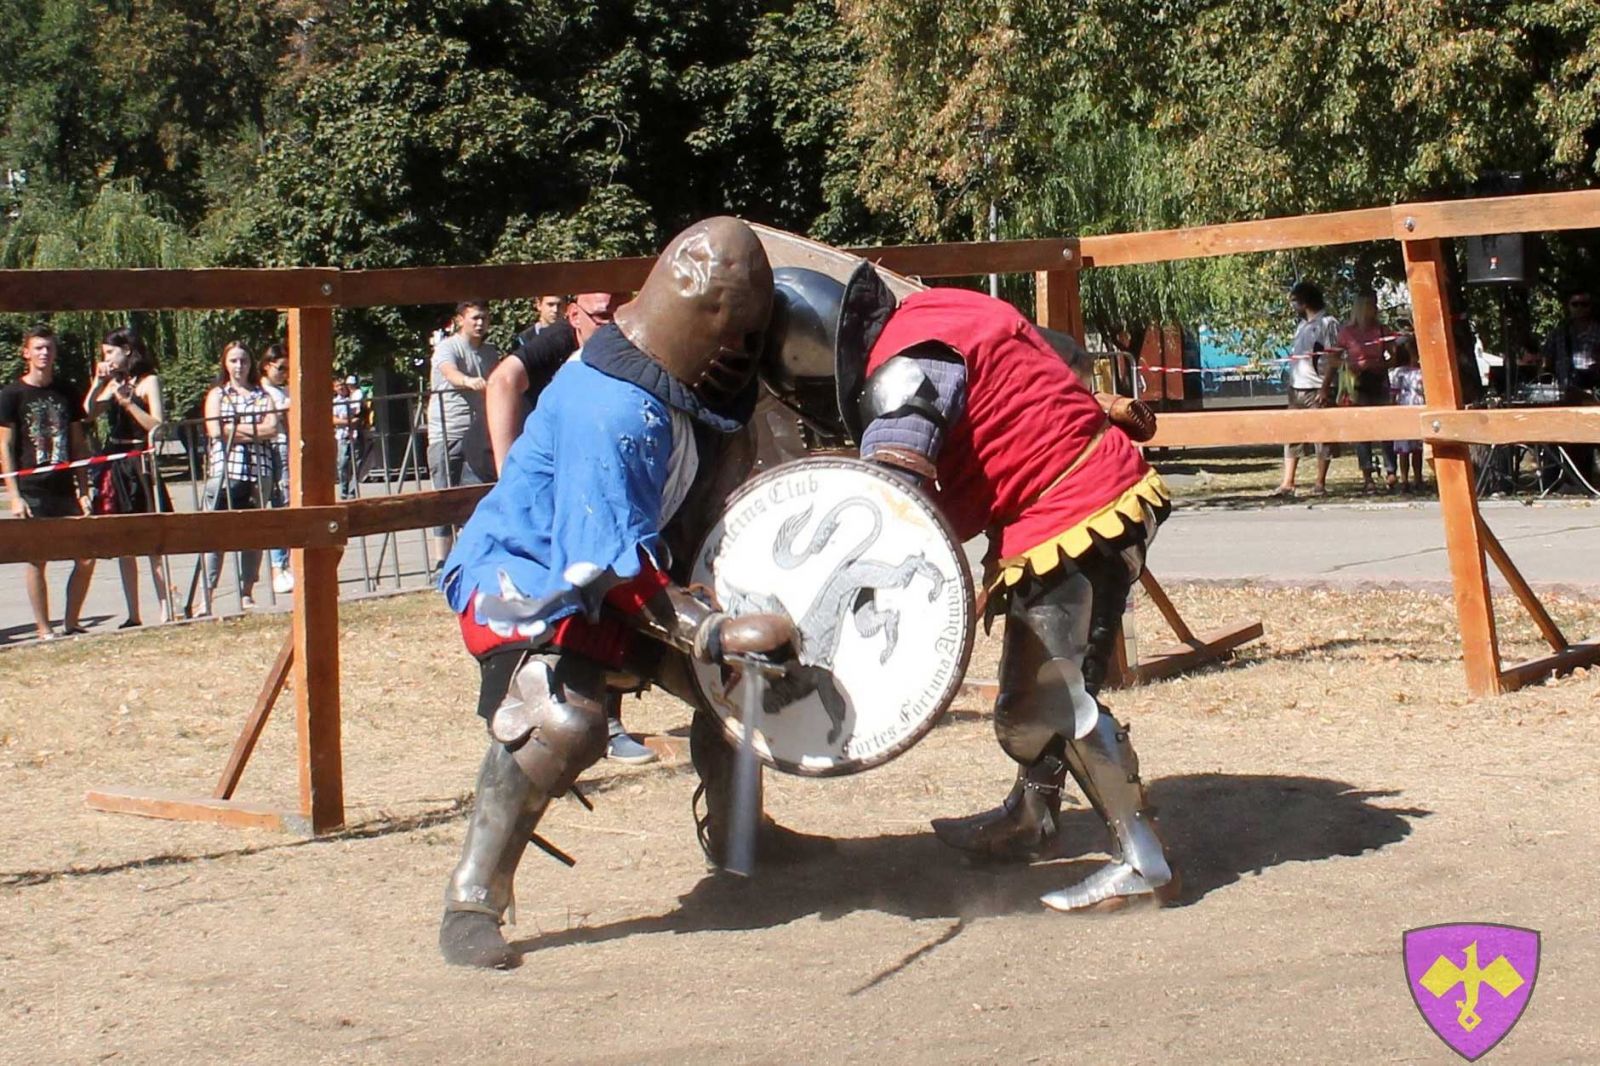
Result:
[272, 569, 295, 594]
[240, 595, 256, 610]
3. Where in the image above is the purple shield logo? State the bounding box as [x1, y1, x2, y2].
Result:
[1404, 923, 1540, 1061]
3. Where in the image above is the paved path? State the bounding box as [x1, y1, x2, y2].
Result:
[1152, 498, 1599, 593]
[2, 488, 1595, 649]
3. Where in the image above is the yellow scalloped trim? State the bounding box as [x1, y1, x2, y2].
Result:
[989, 468, 1171, 590]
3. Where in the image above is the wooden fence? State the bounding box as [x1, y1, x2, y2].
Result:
[1, 189, 1596, 836]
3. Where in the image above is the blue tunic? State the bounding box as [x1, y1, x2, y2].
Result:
[441, 359, 674, 624]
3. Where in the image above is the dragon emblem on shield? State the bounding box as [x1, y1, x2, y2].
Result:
[723, 497, 945, 744]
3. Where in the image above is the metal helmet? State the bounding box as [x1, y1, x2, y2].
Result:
[613, 216, 774, 409]
[760, 261, 898, 443]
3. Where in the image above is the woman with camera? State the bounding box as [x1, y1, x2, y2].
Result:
[84, 328, 173, 626]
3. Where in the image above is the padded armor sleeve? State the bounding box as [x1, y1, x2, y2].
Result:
[858, 344, 968, 472]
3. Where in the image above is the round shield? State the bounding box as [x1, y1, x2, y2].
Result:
[690, 456, 975, 776]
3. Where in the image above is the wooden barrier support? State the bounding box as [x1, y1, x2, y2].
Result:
[85, 633, 303, 831]
[288, 307, 345, 833]
[1404, 238, 1502, 696]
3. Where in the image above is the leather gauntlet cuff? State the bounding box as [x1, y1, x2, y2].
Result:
[627, 583, 723, 660]
[1097, 393, 1158, 443]
[864, 445, 938, 483]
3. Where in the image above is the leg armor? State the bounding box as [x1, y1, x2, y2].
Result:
[1040, 710, 1176, 912]
[440, 652, 609, 968]
[932, 555, 1124, 860]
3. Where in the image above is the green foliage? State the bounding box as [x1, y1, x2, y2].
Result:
[2, 0, 1597, 370]
[841, 0, 1600, 338]
[0, 181, 243, 415]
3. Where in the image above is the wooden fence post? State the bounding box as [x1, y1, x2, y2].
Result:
[287, 306, 346, 832]
[1035, 267, 1085, 343]
[1401, 238, 1502, 696]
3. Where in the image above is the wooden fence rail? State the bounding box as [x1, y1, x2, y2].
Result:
[4, 188, 1596, 838]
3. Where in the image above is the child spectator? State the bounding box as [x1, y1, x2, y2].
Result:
[1390, 337, 1426, 493]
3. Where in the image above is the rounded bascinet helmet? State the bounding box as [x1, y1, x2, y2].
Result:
[761, 263, 898, 443]
[613, 216, 774, 409]
[762, 267, 849, 440]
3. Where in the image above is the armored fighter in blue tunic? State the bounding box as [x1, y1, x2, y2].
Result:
[437, 217, 795, 969]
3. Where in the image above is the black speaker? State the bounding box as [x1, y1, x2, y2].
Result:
[1465, 233, 1531, 286]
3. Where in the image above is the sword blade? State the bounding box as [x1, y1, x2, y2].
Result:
[725, 661, 765, 877]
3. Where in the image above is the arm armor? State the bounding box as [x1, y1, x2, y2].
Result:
[858, 345, 968, 484]
[625, 583, 795, 664]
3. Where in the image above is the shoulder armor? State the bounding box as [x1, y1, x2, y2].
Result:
[859, 354, 947, 429]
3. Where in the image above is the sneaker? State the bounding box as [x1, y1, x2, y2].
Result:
[272, 569, 295, 594]
[606, 728, 658, 766]
[240, 595, 256, 610]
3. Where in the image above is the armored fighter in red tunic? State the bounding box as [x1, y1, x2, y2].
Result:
[762, 261, 1177, 911]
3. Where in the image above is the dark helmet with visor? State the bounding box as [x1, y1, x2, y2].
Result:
[760, 262, 898, 444]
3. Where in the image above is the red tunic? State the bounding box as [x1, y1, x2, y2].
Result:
[866, 289, 1158, 565]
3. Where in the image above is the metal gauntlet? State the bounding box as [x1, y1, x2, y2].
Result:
[628, 584, 795, 665]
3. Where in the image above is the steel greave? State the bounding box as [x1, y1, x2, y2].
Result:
[1044, 710, 1171, 910]
[444, 743, 552, 917]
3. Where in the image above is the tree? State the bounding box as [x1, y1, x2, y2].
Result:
[839, 0, 1600, 341]
[221, 0, 864, 366]
[0, 180, 247, 415]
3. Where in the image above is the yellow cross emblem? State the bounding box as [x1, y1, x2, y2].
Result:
[1418, 941, 1526, 1032]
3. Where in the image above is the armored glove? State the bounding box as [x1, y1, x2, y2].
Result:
[1097, 394, 1157, 443]
[694, 612, 798, 667]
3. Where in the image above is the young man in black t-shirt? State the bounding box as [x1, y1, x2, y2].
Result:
[0, 327, 96, 639]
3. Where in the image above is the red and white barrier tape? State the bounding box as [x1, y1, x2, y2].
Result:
[0, 448, 146, 482]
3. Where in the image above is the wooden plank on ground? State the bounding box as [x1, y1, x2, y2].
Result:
[1148, 406, 1421, 448]
[0, 268, 338, 312]
[1499, 640, 1600, 692]
[0, 507, 349, 566]
[1426, 407, 1600, 446]
[1133, 621, 1265, 684]
[85, 789, 305, 833]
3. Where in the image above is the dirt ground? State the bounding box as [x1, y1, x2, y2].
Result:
[2, 584, 1597, 1064]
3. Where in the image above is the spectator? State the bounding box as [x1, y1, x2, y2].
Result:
[531, 294, 564, 333]
[1390, 337, 1426, 492]
[426, 299, 501, 566]
[1336, 293, 1398, 493]
[333, 375, 364, 501]
[1539, 285, 1599, 484]
[200, 341, 278, 615]
[259, 344, 293, 594]
[487, 291, 626, 473]
[0, 326, 95, 639]
[85, 328, 173, 625]
[1540, 284, 1600, 392]
[1273, 281, 1342, 497]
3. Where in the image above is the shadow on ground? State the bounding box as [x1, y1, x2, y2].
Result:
[513, 773, 1427, 956]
